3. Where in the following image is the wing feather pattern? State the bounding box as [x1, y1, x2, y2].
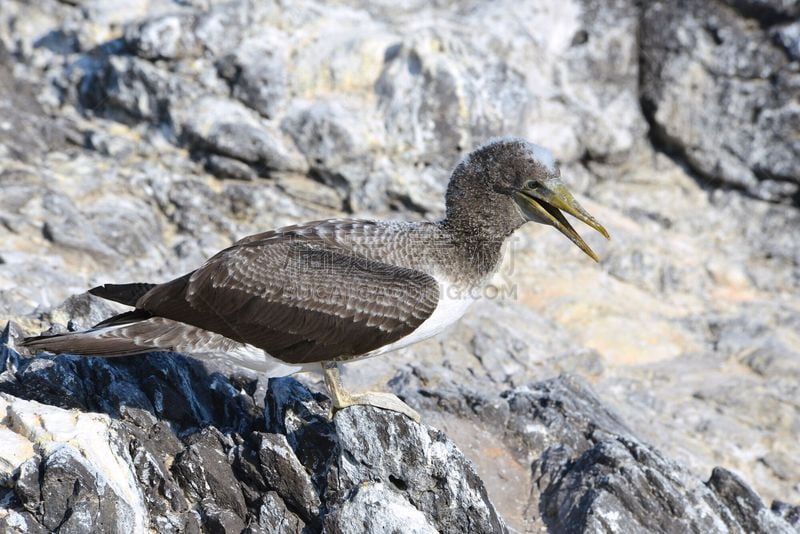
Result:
[136, 221, 440, 364]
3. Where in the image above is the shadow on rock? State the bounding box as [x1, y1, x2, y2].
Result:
[0, 323, 505, 533]
[395, 366, 800, 533]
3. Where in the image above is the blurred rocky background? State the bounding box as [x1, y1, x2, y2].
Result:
[0, 0, 798, 532]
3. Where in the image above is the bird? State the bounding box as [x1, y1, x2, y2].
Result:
[22, 137, 609, 421]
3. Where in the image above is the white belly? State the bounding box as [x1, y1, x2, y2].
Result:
[187, 342, 306, 377]
[366, 278, 480, 358]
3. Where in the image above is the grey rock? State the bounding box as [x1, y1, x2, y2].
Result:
[772, 500, 800, 528]
[725, 0, 800, 20]
[255, 433, 321, 522]
[330, 407, 507, 533]
[0, 42, 68, 163]
[324, 482, 438, 533]
[183, 97, 308, 176]
[773, 21, 800, 61]
[251, 491, 306, 534]
[281, 101, 374, 207]
[641, 0, 800, 201]
[125, 14, 200, 61]
[40, 193, 119, 258]
[200, 501, 247, 534]
[708, 467, 792, 533]
[204, 154, 259, 181]
[534, 437, 794, 533]
[396, 372, 797, 533]
[80, 54, 184, 124]
[0, 333, 506, 532]
[173, 428, 248, 521]
[217, 35, 288, 119]
[38, 291, 119, 332]
[17, 447, 136, 533]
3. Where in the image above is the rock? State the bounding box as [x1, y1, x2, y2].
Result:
[397, 371, 798, 533]
[252, 491, 306, 533]
[0, 42, 68, 163]
[0, 333, 506, 532]
[41, 193, 120, 258]
[125, 14, 200, 61]
[0, 0, 799, 529]
[254, 433, 320, 522]
[173, 429, 248, 522]
[330, 407, 506, 533]
[772, 500, 800, 528]
[182, 97, 308, 176]
[217, 34, 288, 119]
[80, 54, 185, 124]
[640, 0, 800, 202]
[204, 154, 259, 181]
[324, 482, 438, 533]
[5, 322, 795, 533]
[281, 100, 378, 209]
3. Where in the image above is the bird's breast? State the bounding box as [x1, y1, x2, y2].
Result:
[363, 276, 482, 358]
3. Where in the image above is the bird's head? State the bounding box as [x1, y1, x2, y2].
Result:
[445, 137, 609, 261]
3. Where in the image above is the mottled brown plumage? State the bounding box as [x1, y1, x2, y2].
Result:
[136, 221, 443, 363]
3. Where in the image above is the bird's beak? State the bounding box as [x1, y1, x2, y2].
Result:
[514, 180, 610, 262]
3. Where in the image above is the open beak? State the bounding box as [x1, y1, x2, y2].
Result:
[514, 180, 610, 262]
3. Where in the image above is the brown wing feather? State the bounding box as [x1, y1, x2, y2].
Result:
[136, 223, 440, 364]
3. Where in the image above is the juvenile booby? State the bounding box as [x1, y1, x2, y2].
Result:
[22, 137, 609, 421]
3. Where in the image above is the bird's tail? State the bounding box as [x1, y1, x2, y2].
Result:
[20, 310, 156, 357]
[88, 282, 156, 306]
[21, 281, 162, 357]
[21, 327, 149, 357]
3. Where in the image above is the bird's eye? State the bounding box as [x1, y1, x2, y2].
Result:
[525, 180, 537, 189]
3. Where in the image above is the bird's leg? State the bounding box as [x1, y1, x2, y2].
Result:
[321, 361, 420, 422]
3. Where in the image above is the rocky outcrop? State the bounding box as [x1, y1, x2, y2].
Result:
[0, 325, 504, 533]
[0, 0, 798, 530]
[640, 0, 800, 202]
[2, 325, 796, 533]
[396, 370, 799, 533]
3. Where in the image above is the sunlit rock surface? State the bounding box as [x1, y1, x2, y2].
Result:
[0, 0, 798, 531]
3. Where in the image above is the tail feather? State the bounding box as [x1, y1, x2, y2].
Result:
[21, 316, 235, 358]
[21, 325, 152, 357]
[95, 309, 153, 328]
[21, 308, 156, 357]
[89, 283, 156, 306]
[20, 317, 299, 376]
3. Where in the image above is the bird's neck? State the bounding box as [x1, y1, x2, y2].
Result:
[435, 218, 509, 283]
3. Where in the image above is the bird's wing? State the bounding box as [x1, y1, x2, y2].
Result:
[136, 224, 440, 364]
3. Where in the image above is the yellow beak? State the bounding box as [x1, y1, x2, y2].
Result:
[514, 180, 610, 262]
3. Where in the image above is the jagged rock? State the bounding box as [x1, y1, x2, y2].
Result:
[281, 100, 377, 208]
[125, 14, 201, 61]
[640, 0, 800, 202]
[80, 54, 188, 124]
[0, 0, 799, 530]
[254, 433, 320, 522]
[173, 429, 248, 522]
[4, 320, 796, 533]
[772, 500, 800, 528]
[251, 491, 306, 533]
[217, 34, 288, 119]
[0, 332, 505, 533]
[396, 371, 798, 533]
[0, 42, 68, 163]
[324, 482, 438, 533]
[182, 97, 308, 176]
[330, 407, 506, 533]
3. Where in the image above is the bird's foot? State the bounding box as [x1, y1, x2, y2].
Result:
[331, 391, 421, 423]
[321, 362, 420, 422]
